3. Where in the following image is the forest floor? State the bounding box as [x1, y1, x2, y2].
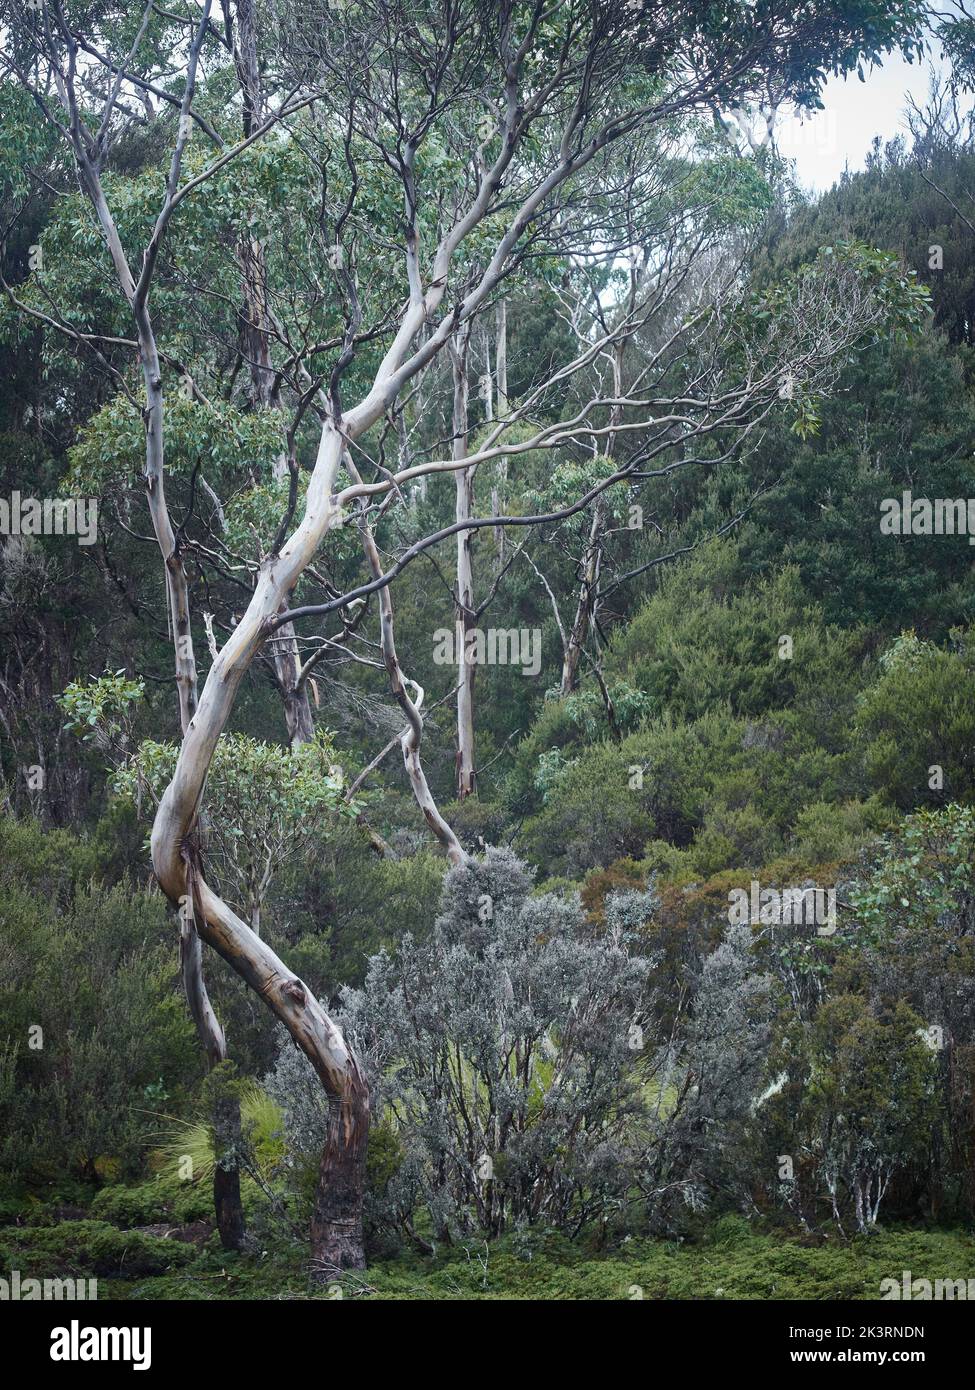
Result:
[2, 1206, 973, 1300]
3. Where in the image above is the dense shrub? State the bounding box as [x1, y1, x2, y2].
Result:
[604, 541, 865, 729]
[269, 849, 651, 1244]
[89, 1174, 213, 1228]
[0, 820, 197, 1185]
[853, 629, 975, 808]
[0, 1220, 195, 1276]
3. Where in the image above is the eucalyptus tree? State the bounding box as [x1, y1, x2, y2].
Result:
[1, 0, 929, 1272]
[0, 0, 262, 1249]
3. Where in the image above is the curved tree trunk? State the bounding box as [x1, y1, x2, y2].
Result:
[151, 421, 370, 1272]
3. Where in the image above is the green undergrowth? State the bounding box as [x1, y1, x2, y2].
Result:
[4, 1210, 971, 1301]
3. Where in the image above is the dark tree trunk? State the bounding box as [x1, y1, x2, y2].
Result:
[212, 1082, 247, 1252]
[310, 1079, 370, 1276]
[181, 911, 248, 1251]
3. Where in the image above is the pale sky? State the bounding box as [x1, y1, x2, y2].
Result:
[778, 51, 956, 192]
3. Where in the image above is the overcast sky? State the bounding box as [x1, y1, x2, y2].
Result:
[777, 50, 947, 193]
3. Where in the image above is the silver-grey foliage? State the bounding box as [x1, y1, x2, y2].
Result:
[264, 862, 779, 1243]
[314, 849, 649, 1240]
[639, 922, 774, 1227]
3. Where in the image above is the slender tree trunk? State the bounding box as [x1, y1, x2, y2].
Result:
[495, 299, 508, 413]
[229, 0, 317, 750]
[560, 342, 624, 696]
[560, 494, 604, 695]
[352, 464, 466, 864]
[492, 298, 508, 557]
[179, 895, 245, 1250]
[134, 282, 249, 1252]
[77, 109, 251, 1252]
[451, 324, 477, 799]
[481, 322, 493, 422]
[231, 0, 276, 409]
[266, 513, 316, 750]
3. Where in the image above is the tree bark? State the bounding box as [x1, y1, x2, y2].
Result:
[352, 468, 466, 865]
[450, 324, 477, 799]
[492, 298, 508, 557]
[151, 420, 370, 1272]
[228, 0, 317, 749]
[560, 494, 604, 696]
[311, 1091, 370, 1276]
[212, 1084, 247, 1253]
[179, 894, 245, 1250]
